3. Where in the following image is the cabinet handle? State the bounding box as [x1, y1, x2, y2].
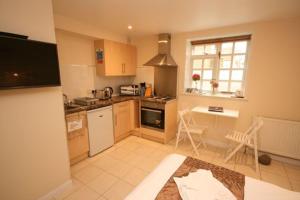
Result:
[99, 115, 103, 117]
[123, 64, 126, 73]
[115, 114, 117, 126]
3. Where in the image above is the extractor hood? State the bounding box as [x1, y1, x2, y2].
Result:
[143, 33, 177, 67]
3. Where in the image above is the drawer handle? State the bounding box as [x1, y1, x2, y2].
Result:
[99, 115, 103, 117]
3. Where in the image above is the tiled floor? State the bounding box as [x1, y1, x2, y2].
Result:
[53, 135, 300, 200]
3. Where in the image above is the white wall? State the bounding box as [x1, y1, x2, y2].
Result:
[55, 29, 134, 99]
[132, 17, 300, 144]
[0, 0, 70, 199]
[54, 14, 127, 43]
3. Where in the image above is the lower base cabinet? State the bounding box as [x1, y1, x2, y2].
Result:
[113, 100, 139, 142]
[65, 111, 89, 165]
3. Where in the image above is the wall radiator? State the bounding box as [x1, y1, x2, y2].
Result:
[258, 117, 300, 160]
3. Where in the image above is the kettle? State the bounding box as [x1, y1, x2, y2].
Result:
[104, 87, 113, 99]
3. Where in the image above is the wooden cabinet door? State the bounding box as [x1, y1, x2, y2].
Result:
[95, 39, 136, 76]
[123, 44, 137, 76]
[113, 101, 131, 141]
[66, 111, 89, 161]
[104, 40, 123, 75]
[129, 100, 139, 130]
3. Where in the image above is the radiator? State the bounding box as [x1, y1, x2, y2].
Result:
[258, 117, 300, 160]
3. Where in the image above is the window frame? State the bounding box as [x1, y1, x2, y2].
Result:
[189, 38, 250, 94]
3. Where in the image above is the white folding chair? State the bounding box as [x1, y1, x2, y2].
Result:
[175, 109, 208, 156]
[225, 117, 264, 173]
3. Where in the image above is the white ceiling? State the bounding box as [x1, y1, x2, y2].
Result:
[52, 0, 300, 36]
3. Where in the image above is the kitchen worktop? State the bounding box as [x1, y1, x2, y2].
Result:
[64, 96, 141, 115]
[64, 95, 176, 115]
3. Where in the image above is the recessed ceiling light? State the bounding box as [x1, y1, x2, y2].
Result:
[128, 25, 133, 30]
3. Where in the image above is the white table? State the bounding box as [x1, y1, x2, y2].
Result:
[192, 106, 239, 127]
[192, 106, 239, 118]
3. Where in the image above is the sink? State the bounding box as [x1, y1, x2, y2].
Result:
[64, 104, 81, 110]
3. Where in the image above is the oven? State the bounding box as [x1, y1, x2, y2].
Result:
[141, 101, 165, 130]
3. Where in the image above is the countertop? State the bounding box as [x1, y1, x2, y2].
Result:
[64, 96, 141, 115]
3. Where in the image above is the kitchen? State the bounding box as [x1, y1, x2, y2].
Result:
[57, 29, 178, 164]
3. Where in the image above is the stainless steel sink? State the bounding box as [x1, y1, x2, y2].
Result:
[64, 104, 81, 110]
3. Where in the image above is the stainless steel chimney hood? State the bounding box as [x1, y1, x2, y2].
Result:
[143, 33, 177, 67]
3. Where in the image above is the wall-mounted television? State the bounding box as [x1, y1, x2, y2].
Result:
[0, 34, 61, 90]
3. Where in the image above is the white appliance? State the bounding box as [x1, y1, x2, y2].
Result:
[87, 106, 114, 156]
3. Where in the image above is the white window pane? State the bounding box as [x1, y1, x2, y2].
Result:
[193, 59, 202, 69]
[221, 42, 233, 54]
[192, 45, 204, 55]
[203, 58, 215, 68]
[233, 55, 245, 68]
[204, 44, 217, 55]
[220, 56, 231, 69]
[203, 70, 212, 80]
[231, 70, 244, 81]
[191, 81, 201, 89]
[230, 82, 242, 92]
[219, 70, 230, 80]
[234, 41, 247, 53]
[192, 70, 202, 76]
[218, 81, 229, 91]
[202, 81, 211, 91]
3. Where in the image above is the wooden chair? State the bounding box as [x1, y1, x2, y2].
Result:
[225, 117, 264, 173]
[175, 109, 208, 156]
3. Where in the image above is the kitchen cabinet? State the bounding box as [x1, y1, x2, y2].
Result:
[113, 101, 131, 142]
[130, 100, 140, 130]
[65, 111, 89, 165]
[94, 39, 137, 76]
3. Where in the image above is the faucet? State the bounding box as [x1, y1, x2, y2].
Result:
[63, 94, 71, 105]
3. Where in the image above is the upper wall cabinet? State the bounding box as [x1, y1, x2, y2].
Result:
[94, 39, 137, 76]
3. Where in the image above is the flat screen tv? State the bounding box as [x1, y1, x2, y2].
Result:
[0, 35, 61, 89]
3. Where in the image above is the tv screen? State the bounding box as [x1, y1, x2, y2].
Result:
[0, 36, 61, 89]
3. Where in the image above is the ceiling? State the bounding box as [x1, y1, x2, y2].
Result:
[52, 0, 300, 36]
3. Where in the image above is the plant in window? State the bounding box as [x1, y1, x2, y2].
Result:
[210, 79, 219, 94]
[192, 74, 201, 91]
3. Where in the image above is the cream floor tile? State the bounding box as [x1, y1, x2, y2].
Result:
[73, 165, 103, 184]
[284, 163, 300, 181]
[135, 157, 161, 172]
[53, 179, 83, 200]
[122, 167, 148, 186]
[86, 172, 118, 195]
[290, 179, 300, 192]
[134, 145, 156, 156]
[118, 152, 145, 166]
[105, 160, 132, 178]
[108, 147, 130, 160]
[119, 141, 141, 152]
[64, 186, 100, 200]
[103, 180, 134, 200]
[92, 155, 119, 172]
[70, 160, 90, 175]
[149, 149, 172, 162]
[260, 160, 286, 176]
[235, 164, 260, 179]
[261, 170, 292, 190]
[159, 144, 175, 153]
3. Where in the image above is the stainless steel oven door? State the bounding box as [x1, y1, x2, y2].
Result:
[141, 107, 165, 130]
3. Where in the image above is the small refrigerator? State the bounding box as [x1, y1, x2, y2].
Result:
[87, 106, 114, 156]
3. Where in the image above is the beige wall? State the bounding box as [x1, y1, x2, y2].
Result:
[55, 29, 134, 99]
[0, 0, 70, 199]
[133, 17, 300, 143]
[54, 14, 127, 43]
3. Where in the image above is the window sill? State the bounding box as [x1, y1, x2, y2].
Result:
[182, 92, 248, 101]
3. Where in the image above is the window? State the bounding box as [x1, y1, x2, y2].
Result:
[188, 35, 251, 95]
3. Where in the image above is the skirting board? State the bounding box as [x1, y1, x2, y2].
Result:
[38, 179, 73, 200]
